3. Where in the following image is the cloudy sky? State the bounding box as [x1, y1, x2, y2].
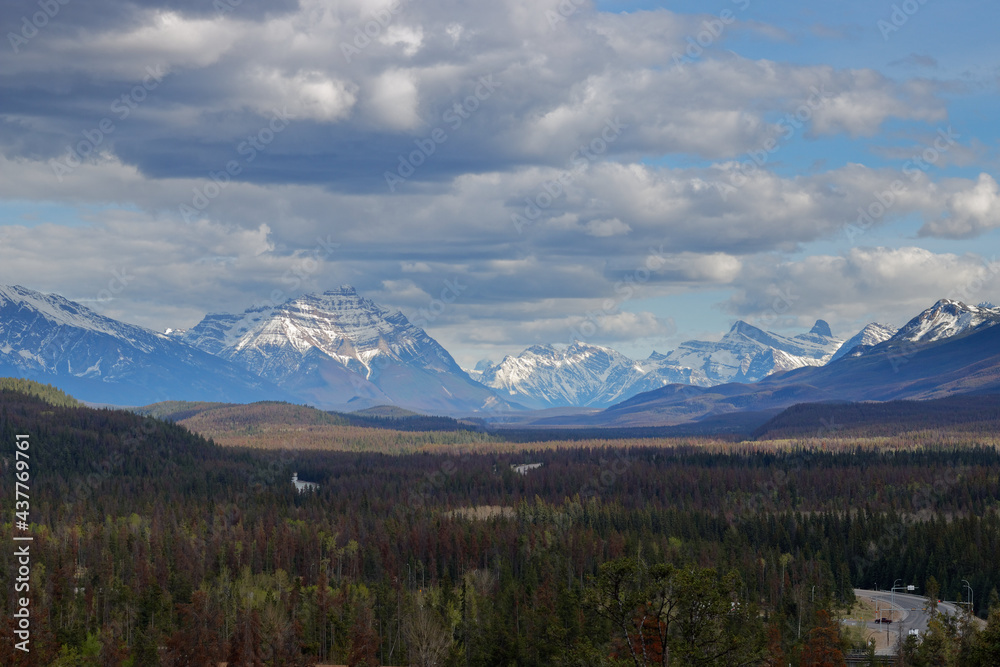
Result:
[2, 0, 999, 366]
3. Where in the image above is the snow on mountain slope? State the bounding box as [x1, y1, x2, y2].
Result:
[890, 299, 1000, 344]
[0, 284, 284, 405]
[829, 322, 897, 362]
[180, 286, 510, 413]
[477, 342, 650, 409]
[650, 319, 843, 386]
[475, 321, 843, 408]
[0, 284, 156, 348]
[15, 283, 994, 414]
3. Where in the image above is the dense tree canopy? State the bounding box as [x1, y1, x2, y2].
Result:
[3, 386, 1000, 664]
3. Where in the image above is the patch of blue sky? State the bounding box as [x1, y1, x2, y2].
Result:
[737, 134, 870, 177]
[618, 288, 738, 346]
[787, 212, 924, 261]
[914, 233, 1000, 262]
[0, 201, 147, 230]
[0, 201, 93, 229]
[635, 154, 713, 170]
[595, 0, 998, 79]
[636, 134, 901, 181]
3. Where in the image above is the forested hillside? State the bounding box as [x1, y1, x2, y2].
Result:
[0, 378, 80, 408]
[4, 388, 1000, 665]
[753, 394, 1000, 440]
[136, 401, 490, 454]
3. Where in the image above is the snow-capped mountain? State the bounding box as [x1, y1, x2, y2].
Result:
[477, 342, 651, 409]
[179, 286, 511, 413]
[890, 299, 1000, 344]
[829, 323, 897, 362]
[475, 321, 844, 408]
[0, 284, 284, 405]
[8, 285, 999, 416]
[648, 319, 843, 386]
[570, 299, 1000, 428]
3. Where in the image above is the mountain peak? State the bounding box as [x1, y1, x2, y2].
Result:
[809, 319, 833, 337]
[924, 298, 1000, 315]
[928, 298, 969, 312]
[179, 285, 506, 413]
[0, 285, 286, 405]
[323, 285, 359, 297]
[568, 340, 613, 354]
[0, 284, 141, 338]
[728, 320, 761, 335]
[829, 322, 897, 362]
[894, 299, 1000, 344]
[476, 340, 646, 409]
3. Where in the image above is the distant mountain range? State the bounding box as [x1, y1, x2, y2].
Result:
[526, 299, 1000, 428]
[3, 283, 999, 421]
[473, 342, 666, 410]
[0, 284, 511, 412]
[472, 318, 849, 409]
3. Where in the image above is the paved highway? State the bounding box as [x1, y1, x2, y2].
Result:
[853, 589, 965, 654]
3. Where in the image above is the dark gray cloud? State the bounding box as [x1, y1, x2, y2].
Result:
[1, 1, 947, 190]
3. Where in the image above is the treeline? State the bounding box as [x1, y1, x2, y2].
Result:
[141, 399, 480, 433]
[753, 394, 1000, 440]
[0, 379, 80, 408]
[340, 412, 476, 433]
[4, 389, 1000, 664]
[487, 425, 737, 442]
